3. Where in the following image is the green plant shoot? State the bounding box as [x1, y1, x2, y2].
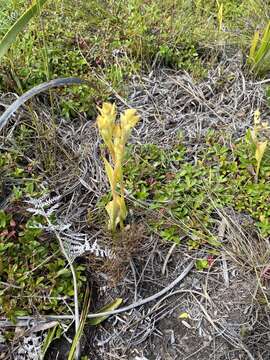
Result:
[97, 103, 139, 231]
[248, 21, 270, 75]
[216, 0, 223, 32]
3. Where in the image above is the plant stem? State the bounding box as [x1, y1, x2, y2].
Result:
[57, 234, 80, 359]
[46, 218, 80, 359]
[3, 260, 194, 324]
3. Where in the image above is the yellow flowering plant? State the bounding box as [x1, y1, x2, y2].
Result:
[97, 103, 139, 231]
[248, 109, 269, 180]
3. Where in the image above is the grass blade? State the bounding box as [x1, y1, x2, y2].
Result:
[254, 21, 270, 65]
[0, 0, 49, 60]
[67, 285, 91, 360]
[249, 30, 259, 63]
[249, 21, 270, 75]
[41, 323, 59, 359]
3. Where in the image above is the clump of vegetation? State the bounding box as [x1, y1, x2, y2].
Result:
[0, 149, 86, 321]
[248, 20, 270, 77]
[124, 128, 270, 248]
[0, 0, 48, 60]
[1, 0, 268, 117]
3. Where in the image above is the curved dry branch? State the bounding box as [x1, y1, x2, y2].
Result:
[0, 260, 194, 326]
[0, 77, 90, 131]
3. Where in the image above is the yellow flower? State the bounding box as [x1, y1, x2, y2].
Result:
[120, 109, 139, 142]
[97, 102, 116, 124]
[97, 103, 117, 159]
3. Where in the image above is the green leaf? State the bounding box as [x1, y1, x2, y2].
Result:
[0, 243, 13, 252]
[68, 286, 91, 360]
[249, 30, 259, 62]
[254, 21, 270, 65]
[13, 167, 24, 177]
[12, 186, 23, 200]
[14, 309, 29, 316]
[195, 259, 209, 271]
[207, 236, 222, 247]
[88, 298, 123, 326]
[41, 324, 59, 358]
[249, 21, 270, 74]
[0, 0, 49, 60]
[55, 268, 70, 278]
[25, 181, 35, 195]
[0, 210, 8, 229]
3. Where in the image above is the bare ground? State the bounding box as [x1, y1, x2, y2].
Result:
[83, 216, 270, 360]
